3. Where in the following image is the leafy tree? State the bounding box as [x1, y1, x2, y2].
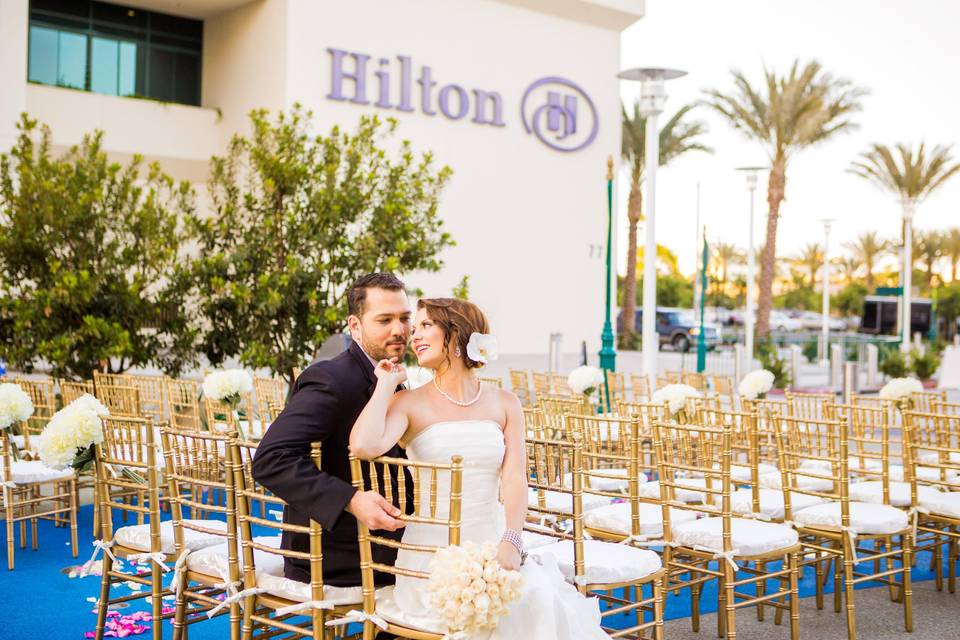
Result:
[937, 283, 960, 340]
[832, 282, 867, 317]
[451, 276, 470, 300]
[0, 115, 196, 379]
[878, 345, 908, 378]
[943, 228, 960, 282]
[844, 231, 889, 291]
[705, 60, 865, 338]
[775, 286, 819, 311]
[180, 107, 453, 383]
[791, 242, 824, 287]
[619, 104, 711, 348]
[910, 349, 940, 381]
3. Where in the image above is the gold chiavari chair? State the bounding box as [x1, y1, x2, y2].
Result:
[204, 395, 260, 440]
[58, 379, 95, 405]
[933, 399, 960, 417]
[254, 375, 287, 425]
[265, 400, 285, 426]
[910, 389, 946, 414]
[477, 375, 503, 389]
[785, 391, 834, 420]
[228, 438, 354, 639]
[89, 416, 229, 640]
[652, 415, 802, 638]
[166, 378, 202, 431]
[126, 374, 166, 422]
[531, 371, 552, 404]
[342, 451, 463, 640]
[509, 369, 532, 407]
[11, 377, 56, 452]
[161, 427, 241, 637]
[551, 373, 575, 399]
[567, 414, 645, 493]
[1, 428, 78, 570]
[774, 413, 913, 640]
[903, 410, 960, 593]
[96, 384, 142, 417]
[92, 371, 127, 387]
[711, 374, 735, 396]
[525, 431, 665, 639]
[599, 369, 626, 408]
[617, 401, 666, 478]
[630, 373, 652, 402]
[681, 371, 706, 391]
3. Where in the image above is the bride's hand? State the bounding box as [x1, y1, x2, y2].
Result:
[374, 358, 407, 388]
[496, 540, 521, 572]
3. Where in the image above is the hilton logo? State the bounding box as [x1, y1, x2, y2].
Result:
[325, 48, 598, 153]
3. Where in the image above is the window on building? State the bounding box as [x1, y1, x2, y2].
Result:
[27, 0, 203, 106]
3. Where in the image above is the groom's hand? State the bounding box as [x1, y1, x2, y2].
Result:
[347, 491, 406, 532]
[373, 358, 407, 388]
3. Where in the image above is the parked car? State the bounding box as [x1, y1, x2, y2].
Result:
[769, 311, 803, 332]
[797, 311, 846, 331]
[633, 308, 722, 352]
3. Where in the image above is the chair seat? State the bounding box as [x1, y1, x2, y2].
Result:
[527, 488, 609, 513]
[715, 463, 778, 482]
[849, 481, 943, 508]
[672, 517, 799, 557]
[793, 501, 908, 535]
[256, 572, 364, 606]
[801, 457, 881, 474]
[0, 460, 74, 484]
[9, 435, 31, 451]
[760, 472, 834, 492]
[919, 452, 960, 466]
[918, 492, 960, 519]
[186, 536, 283, 579]
[888, 464, 960, 483]
[584, 501, 697, 538]
[564, 467, 648, 492]
[528, 539, 662, 585]
[114, 519, 229, 554]
[728, 488, 830, 521]
[639, 478, 707, 503]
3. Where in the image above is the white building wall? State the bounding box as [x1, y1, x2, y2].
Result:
[0, 0, 29, 152]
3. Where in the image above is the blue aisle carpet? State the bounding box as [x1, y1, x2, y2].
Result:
[1, 505, 953, 639]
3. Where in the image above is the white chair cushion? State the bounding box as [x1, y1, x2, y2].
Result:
[256, 572, 363, 606]
[793, 501, 908, 535]
[564, 468, 648, 492]
[919, 492, 960, 518]
[919, 452, 960, 465]
[584, 501, 697, 538]
[1, 460, 74, 484]
[10, 435, 29, 451]
[527, 488, 609, 513]
[849, 481, 943, 508]
[528, 539, 661, 584]
[715, 463, 778, 482]
[672, 517, 799, 556]
[728, 488, 830, 521]
[760, 472, 834, 492]
[801, 457, 881, 473]
[114, 519, 229, 554]
[887, 464, 960, 483]
[186, 536, 283, 579]
[639, 478, 708, 503]
[522, 530, 560, 550]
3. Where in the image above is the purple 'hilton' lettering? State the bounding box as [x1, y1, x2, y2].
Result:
[472, 89, 505, 127]
[327, 48, 370, 105]
[438, 85, 469, 120]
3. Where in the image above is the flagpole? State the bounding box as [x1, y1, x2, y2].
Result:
[697, 226, 708, 372]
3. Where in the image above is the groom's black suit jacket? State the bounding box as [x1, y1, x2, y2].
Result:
[251, 341, 410, 586]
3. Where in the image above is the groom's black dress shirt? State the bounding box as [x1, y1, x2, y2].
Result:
[251, 341, 410, 587]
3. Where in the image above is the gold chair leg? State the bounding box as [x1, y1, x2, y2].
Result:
[69, 480, 79, 558]
[814, 547, 825, 610]
[833, 542, 843, 613]
[4, 492, 14, 570]
[789, 552, 800, 640]
[949, 530, 958, 594]
[95, 554, 114, 640]
[756, 560, 766, 621]
[933, 531, 943, 591]
[172, 570, 187, 640]
[724, 561, 738, 640]
[690, 566, 701, 633]
[151, 563, 163, 640]
[903, 534, 914, 633]
[842, 536, 857, 640]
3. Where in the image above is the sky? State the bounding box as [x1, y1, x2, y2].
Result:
[617, 0, 960, 277]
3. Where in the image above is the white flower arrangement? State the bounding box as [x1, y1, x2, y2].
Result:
[37, 394, 109, 470]
[202, 369, 253, 407]
[567, 365, 605, 396]
[427, 541, 523, 635]
[878, 377, 924, 402]
[466, 333, 499, 366]
[652, 384, 700, 416]
[738, 369, 776, 400]
[0, 383, 33, 430]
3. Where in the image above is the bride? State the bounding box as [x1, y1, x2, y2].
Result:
[349, 297, 609, 639]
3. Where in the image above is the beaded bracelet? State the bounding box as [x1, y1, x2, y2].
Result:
[501, 528, 523, 555]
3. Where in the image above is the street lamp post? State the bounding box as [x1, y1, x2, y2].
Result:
[736, 166, 765, 372]
[819, 218, 835, 366]
[617, 67, 687, 383]
[901, 198, 916, 353]
[599, 156, 616, 377]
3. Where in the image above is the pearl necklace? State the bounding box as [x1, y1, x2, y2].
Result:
[433, 376, 483, 407]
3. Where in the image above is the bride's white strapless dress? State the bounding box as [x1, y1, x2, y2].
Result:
[374, 420, 609, 639]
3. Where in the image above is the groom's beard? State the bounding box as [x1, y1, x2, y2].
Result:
[359, 331, 408, 362]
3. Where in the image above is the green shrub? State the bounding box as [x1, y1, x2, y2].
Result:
[910, 349, 941, 381]
[757, 342, 792, 389]
[878, 346, 908, 378]
[802, 337, 819, 363]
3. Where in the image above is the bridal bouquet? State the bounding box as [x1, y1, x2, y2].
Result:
[37, 394, 110, 471]
[427, 541, 523, 635]
[0, 383, 33, 459]
[652, 384, 699, 422]
[568, 365, 604, 399]
[738, 369, 775, 401]
[878, 377, 924, 405]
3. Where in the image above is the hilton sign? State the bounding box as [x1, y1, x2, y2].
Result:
[326, 47, 598, 153]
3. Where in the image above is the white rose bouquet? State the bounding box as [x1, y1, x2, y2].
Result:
[37, 394, 109, 472]
[878, 377, 924, 408]
[0, 382, 34, 460]
[427, 541, 523, 635]
[652, 384, 700, 422]
[202, 369, 253, 435]
[738, 369, 775, 401]
[567, 366, 605, 402]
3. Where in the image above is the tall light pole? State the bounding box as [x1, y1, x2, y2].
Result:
[901, 198, 916, 353]
[617, 67, 687, 383]
[819, 218, 835, 366]
[736, 166, 765, 371]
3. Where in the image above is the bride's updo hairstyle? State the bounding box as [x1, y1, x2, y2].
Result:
[417, 298, 490, 370]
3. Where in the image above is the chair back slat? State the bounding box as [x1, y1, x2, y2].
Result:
[165, 378, 201, 431]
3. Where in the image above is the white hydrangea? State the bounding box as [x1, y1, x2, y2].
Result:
[37, 395, 110, 469]
[652, 384, 700, 416]
[738, 369, 776, 400]
[0, 383, 34, 430]
[878, 377, 924, 401]
[567, 366, 605, 395]
[68, 393, 109, 417]
[428, 541, 523, 634]
[36, 418, 80, 469]
[202, 369, 253, 405]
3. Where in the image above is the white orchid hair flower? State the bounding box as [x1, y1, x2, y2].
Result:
[466, 332, 499, 364]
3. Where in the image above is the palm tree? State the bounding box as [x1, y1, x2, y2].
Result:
[705, 60, 865, 339]
[833, 255, 860, 285]
[712, 242, 743, 297]
[619, 104, 711, 348]
[942, 228, 960, 282]
[844, 231, 889, 291]
[914, 230, 943, 290]
[792, 242, 824, 287]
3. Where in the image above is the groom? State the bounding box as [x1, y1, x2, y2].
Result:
[252, 272, 412, 594]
